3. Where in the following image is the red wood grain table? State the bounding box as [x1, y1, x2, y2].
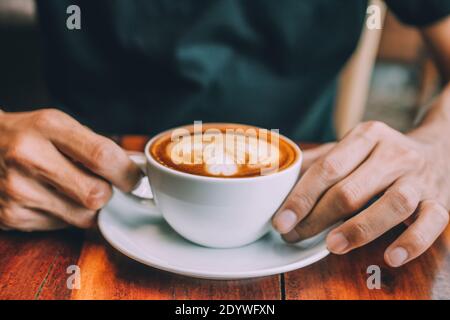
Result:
[0, 135, 449, 300]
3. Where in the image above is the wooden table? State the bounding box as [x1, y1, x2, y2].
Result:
[0, 136, 449, 300]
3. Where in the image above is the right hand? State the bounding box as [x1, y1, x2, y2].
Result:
[0, 109, 142, 231]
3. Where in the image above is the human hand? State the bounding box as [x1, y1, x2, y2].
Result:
[272, 121, 450, 267]
[0, 109, 141, 231]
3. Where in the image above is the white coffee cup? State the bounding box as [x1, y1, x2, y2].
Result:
[127, 126, 302, 248]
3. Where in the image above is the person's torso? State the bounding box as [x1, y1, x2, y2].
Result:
[37, 0, 367, 141]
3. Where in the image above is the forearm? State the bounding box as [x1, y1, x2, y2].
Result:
[421, 17, 450, 82]
[413, 15, 450, 146]
[408, 83, 450, 147]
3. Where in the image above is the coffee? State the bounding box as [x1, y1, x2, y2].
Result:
[150, 123, 298, 178]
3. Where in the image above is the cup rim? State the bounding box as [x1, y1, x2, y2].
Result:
[144, 123, 303, 182]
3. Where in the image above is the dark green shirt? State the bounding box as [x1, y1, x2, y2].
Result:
[36, 0, 450, 142]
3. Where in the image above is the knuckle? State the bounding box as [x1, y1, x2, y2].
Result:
[32, 108, 64, 129]
[347, 221, 372, 244]
[84, 181, 112, 210]
[436, 208, 450, 226]
[421, 200, 439, 212]
[4, 135, 32, 166]
[424, 202, 450, 226]
[358, 120, 389, 135]
[387, 186, 419, 218]
[91, 141, 116, 170]
[318, 156, 343, 181]
[288, 191, 315, 214]
[408, 231, 429, 252]
[2, 173, 24, 202]
[401, 147, 422, 163]
[335, 182, 360, 212]
[0, 207, 23, 228]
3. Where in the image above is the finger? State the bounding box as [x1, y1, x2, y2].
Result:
[325, 180, 421, 254]
[0, 169, 99, 228]
[301, 143, 336, 171]
[284, 142, 411, 242]
[31, 109, 141, 192]
[0, 204, 67, 232]
[5, 137, 112, 210]
[384, 200, 449, 267]
[273, 122, 387, 234]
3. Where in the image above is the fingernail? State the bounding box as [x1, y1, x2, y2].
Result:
[387, 247, 408, 267]
[327, 232, 349, 253]
[273, 209, 298, 233]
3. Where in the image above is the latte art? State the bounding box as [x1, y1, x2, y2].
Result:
[168, 131, 280, 176]
[150, 124, 298, 178]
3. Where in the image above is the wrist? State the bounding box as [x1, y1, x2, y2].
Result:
[408, 84, 450, 146]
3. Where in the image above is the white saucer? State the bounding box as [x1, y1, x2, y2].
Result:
[98, 189, 331, 280]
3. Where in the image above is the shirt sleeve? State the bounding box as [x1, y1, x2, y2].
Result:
[385, 0, 450, 27]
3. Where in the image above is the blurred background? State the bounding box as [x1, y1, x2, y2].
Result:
[0, 0, 441, 136]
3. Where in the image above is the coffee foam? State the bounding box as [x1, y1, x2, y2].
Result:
[150, 125, 298, 178]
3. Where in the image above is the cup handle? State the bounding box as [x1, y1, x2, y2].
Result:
[121, 152, 161, 216]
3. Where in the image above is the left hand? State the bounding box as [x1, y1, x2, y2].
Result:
[272, 120, 450, 267]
